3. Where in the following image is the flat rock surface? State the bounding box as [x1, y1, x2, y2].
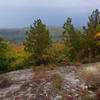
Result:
[0, 62, 100, 100]
[0, 69, 33, 98]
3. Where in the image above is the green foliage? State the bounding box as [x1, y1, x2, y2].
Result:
[1, 9, 100, 73]
[83, 9, 100, 59]
[7, 45, 29, 71]
[0, 37, 10, 72]
[0, 40, 27, 73]
[50, 43, 68, 64]
[62, 17, 83, 61]
[24, 19, 52, 65]
[88, 9, 100, 28]
[62, 9, 100, 63]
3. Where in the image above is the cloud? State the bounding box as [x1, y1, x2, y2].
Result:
[0, 0, 100, 28]
[0, 0, 32, 7]
[0, 0, 99, 15]
[0, 0, 100, 9]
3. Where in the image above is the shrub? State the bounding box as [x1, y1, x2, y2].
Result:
[73, 62, 81, 67]
[7, 45, 28, 71]
[47, 43, 69, 65]
[81, 94, 97, 100]
[64, 95, 76, 100]
[52, 73, 63, 89]
[0, 76, 13, 88]
[0, 39, 11, 72]
[81, 57, 90, 64]
[33, 65, 55, 72]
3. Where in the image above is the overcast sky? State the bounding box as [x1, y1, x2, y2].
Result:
[0, 0, 100, 28]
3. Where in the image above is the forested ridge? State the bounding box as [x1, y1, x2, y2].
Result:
[0, 27, 64, 44]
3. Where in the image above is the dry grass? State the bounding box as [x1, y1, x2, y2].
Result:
[79, 65, 100, 92]
[32, 65, 55, 72]
[52, 73, 63, 89]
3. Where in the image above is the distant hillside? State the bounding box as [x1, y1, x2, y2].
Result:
[0, 27, 64, 44]
[48, 26, 64, 42]
[0, 26, 83, 45]
[0, 28, 27, 44]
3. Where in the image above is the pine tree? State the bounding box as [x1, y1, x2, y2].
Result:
[84, 9, 100, 58]
[88, 9, 100, 28]
[62, 18, 82, 61]
[24, 19, 51, 65]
